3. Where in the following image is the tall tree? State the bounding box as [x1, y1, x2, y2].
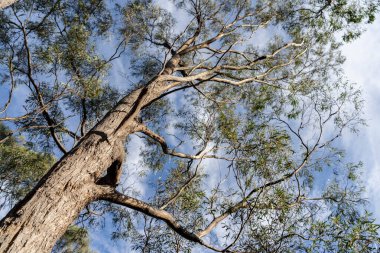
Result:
[0, 0, 379, 252]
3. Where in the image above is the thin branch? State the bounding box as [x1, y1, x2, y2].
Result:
[26, 0, 61, 35]
[17, 16, 67, 153]
[160, 159, 202, 210]
[137, 124, 235, 161]
[0, 54, 16, 114]
[197, 154, 312, 238]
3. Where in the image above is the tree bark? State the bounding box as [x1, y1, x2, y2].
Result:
[0, 74, 173, 252]
[0, 0, 18, 9]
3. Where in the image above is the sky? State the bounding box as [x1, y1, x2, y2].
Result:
[1, 2, 380, 253]
[342, 17, 380, 221]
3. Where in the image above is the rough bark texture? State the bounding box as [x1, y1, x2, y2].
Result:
[0, 0, 17, 9]
[0, 75, 172, 252]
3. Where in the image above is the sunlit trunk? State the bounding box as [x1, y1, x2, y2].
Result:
[0, 85, 149, 252]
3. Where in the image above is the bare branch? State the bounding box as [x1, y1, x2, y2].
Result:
[137, 124, 236, 161]
[80, 98, 87, 137]
[98, 186, 236, 252]
[0, 54, 16, 114]
[98, 187, 202, 243]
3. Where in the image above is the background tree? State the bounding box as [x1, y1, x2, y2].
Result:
[0, 0, 379, 252]
[0, 123, 93, 252]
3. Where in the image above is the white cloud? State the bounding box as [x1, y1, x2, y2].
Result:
[90, 227, 131, 253]
[155, 0, 192, 33]
[120, 135, 149, 197]
[341, 16, 380, 220]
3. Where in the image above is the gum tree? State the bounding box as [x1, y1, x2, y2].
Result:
[0, 0, 379, 252]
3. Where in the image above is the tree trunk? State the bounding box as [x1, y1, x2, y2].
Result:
[0, 0, 18, 9]
[0, 75, 170, 252]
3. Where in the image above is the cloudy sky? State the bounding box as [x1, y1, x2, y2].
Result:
[342, 16, 380, 221]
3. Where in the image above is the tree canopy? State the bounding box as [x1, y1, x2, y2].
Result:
[0, 0, 380, 252]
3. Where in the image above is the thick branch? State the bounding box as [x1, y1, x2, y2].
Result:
[80, 98, 87, 137]
[98, 187, 234, 252]
[98, 187, 202, 243]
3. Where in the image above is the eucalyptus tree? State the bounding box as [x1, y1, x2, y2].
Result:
[0, 0, 379, 252]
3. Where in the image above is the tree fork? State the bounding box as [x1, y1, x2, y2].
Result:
[0, 74, 178, 252]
